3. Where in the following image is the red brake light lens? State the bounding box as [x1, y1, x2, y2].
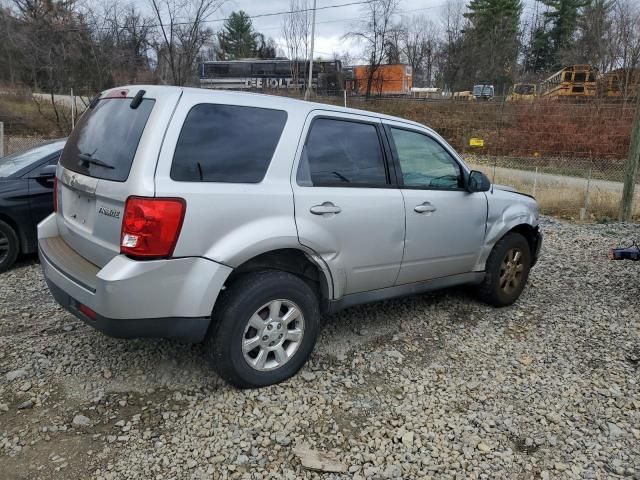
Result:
[120, 197, 186, 259]
[53, 177, 58, 212]
[79, 304, 97, 320]
[104, 89, 129, 99]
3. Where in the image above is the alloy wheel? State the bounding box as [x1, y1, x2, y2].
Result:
[499, 248, 525, 294]
[241, 299, 305, 372]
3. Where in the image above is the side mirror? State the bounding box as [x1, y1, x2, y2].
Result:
[467, 170, 491, 192]
[39, 164, 57, 178]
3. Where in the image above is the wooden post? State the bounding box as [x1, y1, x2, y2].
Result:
[620, 94, 640, 221]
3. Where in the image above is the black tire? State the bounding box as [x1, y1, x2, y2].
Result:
[0, 220, 19, 273]
[205, 270, 320, 388]
[477, 232, 532, 307]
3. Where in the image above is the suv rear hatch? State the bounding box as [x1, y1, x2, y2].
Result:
[56, 87, 180, 267]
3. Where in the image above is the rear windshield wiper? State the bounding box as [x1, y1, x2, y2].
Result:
[78, 152, 115, 169]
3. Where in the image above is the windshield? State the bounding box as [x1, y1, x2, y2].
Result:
[515, 84, 535, 95]
[0, 140, 65, 178]
[473, 85, 494, 96]
[59, 98, 155, 182]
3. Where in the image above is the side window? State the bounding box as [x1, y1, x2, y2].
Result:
[297, 118, 387, 187]
[171, 104, 287, 183]
[390, 128, 462, 189]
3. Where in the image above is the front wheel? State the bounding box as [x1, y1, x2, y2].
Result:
[205, 270, 320, 388]
[477, 232, 532, 307]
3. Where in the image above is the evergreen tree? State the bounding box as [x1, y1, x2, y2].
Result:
[216, 11, 258, 59]
[464, 0, 523, 90]
[573, 0, 614, 70]
[525, 23, 555, 73]
[541, 0, 590, 67]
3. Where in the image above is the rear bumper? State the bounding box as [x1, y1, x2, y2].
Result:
[38, 214, 232, 342]
[45, 280, 210, 341]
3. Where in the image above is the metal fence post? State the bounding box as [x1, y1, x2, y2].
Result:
[532, 167, 539, 198]
[620, 93, 640, 221]
[0, 122, 4, 157]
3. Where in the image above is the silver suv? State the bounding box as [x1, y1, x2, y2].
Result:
[38, 86, 542, 388]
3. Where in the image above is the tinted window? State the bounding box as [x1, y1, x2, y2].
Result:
[391, 128, 462, 189]
[171, 104, 287, 183]
[60, 98, 154, 182]
[298, 118, 387, 187]
[0, 140, 64, 178]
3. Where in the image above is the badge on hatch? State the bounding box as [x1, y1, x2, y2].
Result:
[98, 206, 121, 219]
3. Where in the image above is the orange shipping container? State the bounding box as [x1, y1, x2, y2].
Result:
[350, 64, 413, 95]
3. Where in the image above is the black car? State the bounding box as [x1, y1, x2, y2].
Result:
[0, 139, 66, 272]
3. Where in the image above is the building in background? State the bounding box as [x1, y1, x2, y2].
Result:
[198, 59, 344, 95]
[346, 64, 413, 96]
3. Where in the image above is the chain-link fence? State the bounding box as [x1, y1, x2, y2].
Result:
[338, 95, 640, 220]
[0, 132, 52, 156]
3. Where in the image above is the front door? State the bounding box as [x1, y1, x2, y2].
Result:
[384, 123, 488, 285]
[293, 112, 405, 297]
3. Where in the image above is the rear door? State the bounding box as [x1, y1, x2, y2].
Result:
[384, 123, 487, 284]
[56, 88, 180, 267]
[292, 112, 405, 297]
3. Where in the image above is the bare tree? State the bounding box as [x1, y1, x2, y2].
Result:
[86, 1, 154, 87]
[346, 0, 399, 99]
[149, 0, 224, 85]
[384, 24, 403, 64]
[436, 0, 468, 92]
[400, 15, 440, 87]
[610, 0, 640, 102]
[281, 0, 311, 89]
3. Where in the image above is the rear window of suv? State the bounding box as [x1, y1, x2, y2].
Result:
[60, 98, 155, 182]
[170, 104, 287, 183]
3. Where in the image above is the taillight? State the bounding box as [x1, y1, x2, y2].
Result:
[53, 177, 58, 212]
[120, 197, 186, 259]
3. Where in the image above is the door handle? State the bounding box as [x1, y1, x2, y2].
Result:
[310, 202, 342, 215]
[414, 202, 437, 214]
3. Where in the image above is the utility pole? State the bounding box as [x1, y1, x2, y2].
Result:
[304, 0, 317, 101]
[620, 90, 640, 221]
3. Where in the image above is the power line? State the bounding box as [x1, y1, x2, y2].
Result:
[255, 2, 449, 32]
[43, 0, 378, 32]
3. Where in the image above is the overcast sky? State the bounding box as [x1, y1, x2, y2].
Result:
[210, 0, 454, 60]
[202, 0, 540, 60]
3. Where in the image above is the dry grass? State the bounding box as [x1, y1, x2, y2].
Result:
[0, 86, 73, 136]
[469, 163, 640, 221]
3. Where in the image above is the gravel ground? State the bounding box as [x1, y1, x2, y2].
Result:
[1, 218, 639, 480]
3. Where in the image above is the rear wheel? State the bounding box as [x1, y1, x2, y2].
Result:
[205, 270, 320, 388]
[0, 220, 19, 273]
[477, 232, 531, 307]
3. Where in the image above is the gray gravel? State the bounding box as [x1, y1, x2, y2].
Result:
[1, 218, 639, 479]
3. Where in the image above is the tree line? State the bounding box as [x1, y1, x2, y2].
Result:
[341, 0, 640, 95]
[0, 0, 277, 95]
[0, 0, 639, 98]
